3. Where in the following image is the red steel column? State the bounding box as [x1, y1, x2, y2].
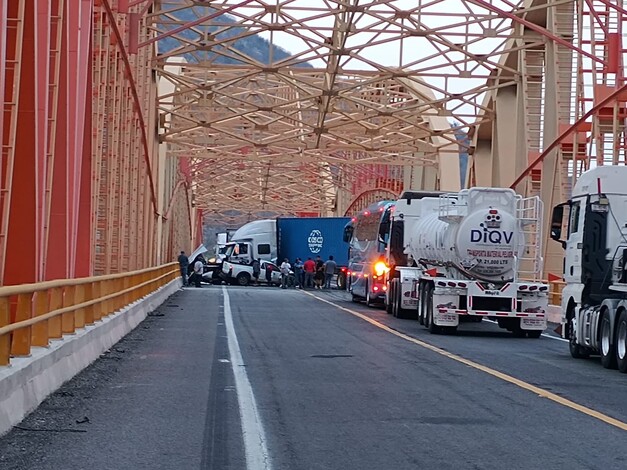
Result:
[73, 1, 93, 277]
[0, 2, 6, 181]
[35, 2, 51, 280]
[4, 2, 38, 285]
[46, 0, 69, 280]
[66, 1, 92, 278]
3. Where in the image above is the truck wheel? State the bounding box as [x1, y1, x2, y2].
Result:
[392, 281, 404, 318]
[366, 287, 375, 307]
[236, 272, 251, 286]
[568, 314, 589, 359]
[511, 320, 526, 338]
[337, 272, 346, 290]
[385, 283, 394, 315]
[391, 281, 399, 317]
[616, 311, 627, 373]
[396, 289, 415, 320]
[418, 283, 425, 325]
[425, 284, 440, 334]
[600, 313, 617, 369]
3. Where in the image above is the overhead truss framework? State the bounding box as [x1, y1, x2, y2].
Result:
[468, 0, 627, 277]
[149, 0, 567, 225]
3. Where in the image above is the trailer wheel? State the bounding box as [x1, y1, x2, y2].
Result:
[236, 272, 251, 286]
[426, 284, 441, 334]
[418, 282, 427, 327]
[527, 330, 542, 339]
[511, 320, 526, 338]
[600, 312, 617, 369]
[616, 311, 627, 373]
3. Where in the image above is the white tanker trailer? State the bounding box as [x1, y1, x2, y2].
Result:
[384, 187, 548, 336]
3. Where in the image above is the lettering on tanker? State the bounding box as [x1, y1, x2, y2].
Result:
[466, 216, 516, 276]
[466, 250, 514, 258]
[470, 227, 513, 244]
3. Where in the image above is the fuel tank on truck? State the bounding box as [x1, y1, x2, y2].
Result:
[405, 188, 523, 281]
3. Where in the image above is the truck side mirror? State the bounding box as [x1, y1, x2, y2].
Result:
[378, 222, 390, 245]
[550, 203, 567, 248]
[343, 224, 354, 243]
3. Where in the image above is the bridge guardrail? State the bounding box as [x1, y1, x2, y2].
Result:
[0, 263, 178, 367]
[548, 279, 565, 307]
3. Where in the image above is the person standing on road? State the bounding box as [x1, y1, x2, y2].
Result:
[314, 256, 325, 289]
[252, 258, 261, 286]
[178, 251, 189, 286]
[323, 255, 337, 289]
[293, 258, 304, 289]
[265, 262, 274, 285]
[280, 258, 291, 289]
[303, 257, 316, 289]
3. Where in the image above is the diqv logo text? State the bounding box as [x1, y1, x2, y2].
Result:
[308, 230, 323, 253]
[470, 226, 513, 244]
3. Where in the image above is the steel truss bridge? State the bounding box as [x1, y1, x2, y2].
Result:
[2, 0, 627, 286]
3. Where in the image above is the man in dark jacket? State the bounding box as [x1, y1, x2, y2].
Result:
[252, 259, 261, 285]
[178, 251, 189, 286]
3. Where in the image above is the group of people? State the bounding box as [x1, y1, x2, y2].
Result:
[272, 255, 337, 290]
[177, 251, 205, 288]
[178, 249, 339, 290]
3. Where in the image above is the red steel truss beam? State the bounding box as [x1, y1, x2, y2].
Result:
[510, 84, 627, 189]
[101, 0, 158, 216]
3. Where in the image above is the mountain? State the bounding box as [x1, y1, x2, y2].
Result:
[157, 7, 312, 67]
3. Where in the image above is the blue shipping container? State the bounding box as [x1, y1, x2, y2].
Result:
[276, 217, 350, 266]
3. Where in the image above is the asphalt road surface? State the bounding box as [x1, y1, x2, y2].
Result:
[1, 285, 626, 470]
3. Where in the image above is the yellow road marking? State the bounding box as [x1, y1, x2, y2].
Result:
[305, 291, 627, 432]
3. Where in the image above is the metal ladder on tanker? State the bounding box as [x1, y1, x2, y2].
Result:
[516, 196, 544, 282]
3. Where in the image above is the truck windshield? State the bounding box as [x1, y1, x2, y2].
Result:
[224, 243, 236, 258]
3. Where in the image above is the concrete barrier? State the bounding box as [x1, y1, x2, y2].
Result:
[0, 279, 181, 437]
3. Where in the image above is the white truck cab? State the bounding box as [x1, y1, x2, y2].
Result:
[551, 165, 627, 371]
[223, 219, 277, 265]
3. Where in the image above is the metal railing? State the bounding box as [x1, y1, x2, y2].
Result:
[0, 263, 179, 366]
[548, 279, 565, 307]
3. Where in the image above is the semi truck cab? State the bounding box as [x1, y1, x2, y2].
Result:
[550, 165, 627, 371]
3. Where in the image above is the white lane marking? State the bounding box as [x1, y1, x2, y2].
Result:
[483, 319, 569, 342]
[222, 286, 272, 470]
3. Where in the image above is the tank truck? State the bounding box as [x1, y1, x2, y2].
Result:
[384, 187, 548, 336]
